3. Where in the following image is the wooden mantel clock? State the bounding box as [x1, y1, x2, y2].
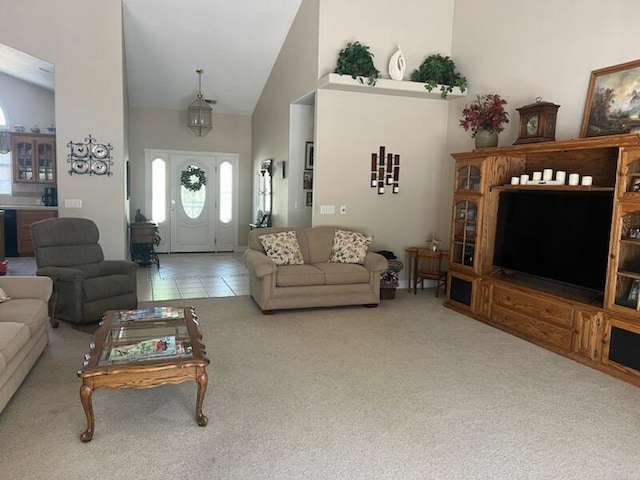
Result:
[514, 98, 560, 144]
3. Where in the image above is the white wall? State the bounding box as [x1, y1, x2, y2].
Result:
[288, 102, 314, 227]
[128, 107, 252, 247]
[0, 0, 128, 259]
[313, 0, 455, 259]
[449, 0, 640, 151]
[0, 73, 55, 131]
[252, 0, 319, 227]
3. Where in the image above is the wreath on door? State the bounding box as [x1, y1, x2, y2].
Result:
[180, 165, 207, 192]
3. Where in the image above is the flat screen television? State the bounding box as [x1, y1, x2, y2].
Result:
[493, 189, 614, 294]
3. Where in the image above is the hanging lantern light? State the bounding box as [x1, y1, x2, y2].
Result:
[187, 69, 213, 137]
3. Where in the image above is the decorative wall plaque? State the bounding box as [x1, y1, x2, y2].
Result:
[370, 145, 400, 194]
[67, 135, 113, 176]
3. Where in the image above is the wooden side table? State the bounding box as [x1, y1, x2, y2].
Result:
[406, 247, 449, 297]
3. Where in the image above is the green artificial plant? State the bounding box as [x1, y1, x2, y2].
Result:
[334, 41, 380, 86]
[411, 53, 467, 99]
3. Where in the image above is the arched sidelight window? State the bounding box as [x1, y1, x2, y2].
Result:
[0, 104, 12, 195]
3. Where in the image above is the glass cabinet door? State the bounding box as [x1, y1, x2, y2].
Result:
[37, 141, 55, 182]
[614, 210, 640, 310]
[452, 199, 478, 268]
[456, 164, 481, 192]
[15, 140, 34, 181]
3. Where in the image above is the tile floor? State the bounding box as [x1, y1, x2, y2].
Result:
[6, 252, 250, 302]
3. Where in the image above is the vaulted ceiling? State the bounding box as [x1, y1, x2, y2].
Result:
[0, 0, 302, 117]
[122, 0, 302, 115]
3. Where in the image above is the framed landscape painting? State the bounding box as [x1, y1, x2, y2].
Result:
[581, 59, 640, 137]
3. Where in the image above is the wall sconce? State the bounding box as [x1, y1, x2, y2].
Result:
[370, 145, 400, 194]
[187, 69, 215, 137]
[259, 159, 272, 176]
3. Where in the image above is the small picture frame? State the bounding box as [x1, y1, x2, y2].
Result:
[303, 170, 313, 190]
[305, 191, 313, 207]
[305, 141, 314, 170]
[631, 174, 640, 192]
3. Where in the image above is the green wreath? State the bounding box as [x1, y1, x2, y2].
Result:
[180, 165, 207, 192]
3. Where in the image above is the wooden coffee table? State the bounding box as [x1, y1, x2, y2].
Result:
[77, 307, 209, 442]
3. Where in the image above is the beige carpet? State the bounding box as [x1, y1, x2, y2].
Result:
[1, 292, 639, 479]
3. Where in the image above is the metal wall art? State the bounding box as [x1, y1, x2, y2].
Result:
[370, 145, 400, 194]
[67, 135, 113, 176]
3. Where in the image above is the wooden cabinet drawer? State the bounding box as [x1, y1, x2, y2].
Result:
[492, 285, 574, 329]
[491, 304, 573, 351]
[17, 210, 57, 256]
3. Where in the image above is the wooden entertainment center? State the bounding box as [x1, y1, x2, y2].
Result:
[444, 133, 640, 387]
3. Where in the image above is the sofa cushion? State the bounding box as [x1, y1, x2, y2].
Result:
[259, 230, 305, 266]
[329, 229, 372, 264]
[276, 264, 325, 287]
[0, 323, 30, 369]
[0, 299, 49, 336]
[313, 262, 371, 285]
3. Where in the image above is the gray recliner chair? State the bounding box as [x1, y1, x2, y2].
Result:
[30, 217, 138, 326]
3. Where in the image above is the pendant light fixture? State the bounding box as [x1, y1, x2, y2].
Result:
[187, 68, 213, 137]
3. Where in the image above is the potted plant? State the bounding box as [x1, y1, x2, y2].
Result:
[334, 41, 380, 86]
[410, 53, 467, 99]
[459, 93, 509, 148]
[380, 271, 399, 299]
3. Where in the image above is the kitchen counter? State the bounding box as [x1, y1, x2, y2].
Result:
[0, 206, 58, 211]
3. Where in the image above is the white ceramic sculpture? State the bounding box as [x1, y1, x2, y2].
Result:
[388, 46, 406, 81]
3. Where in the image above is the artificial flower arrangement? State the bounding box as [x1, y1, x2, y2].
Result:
[380, 271, 399, 289]
[460, 94, 509, 138]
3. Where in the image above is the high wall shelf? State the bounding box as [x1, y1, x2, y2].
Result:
[317, 73, 466, 100]
[444, 133, 640, 387]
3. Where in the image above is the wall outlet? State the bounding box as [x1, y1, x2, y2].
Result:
[340, 205, 347, 214]
[64, 198, 82, 208]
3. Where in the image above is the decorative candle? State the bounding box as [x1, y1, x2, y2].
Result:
[511, 176, 520, 185]
[556, 170, 566, 184]
[543, 169, 553, 181]
[532, 171, 542, 181]
[568, 173, 580, 185]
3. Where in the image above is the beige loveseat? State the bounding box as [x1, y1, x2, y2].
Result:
[0, 276, 53, 413]
[245, 226, 388, 313]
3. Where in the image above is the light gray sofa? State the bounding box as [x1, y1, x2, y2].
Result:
[245, 226, 388, 313]
[0, 276, 53, 413]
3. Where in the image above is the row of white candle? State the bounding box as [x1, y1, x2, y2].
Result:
[510, 169, 593, 186]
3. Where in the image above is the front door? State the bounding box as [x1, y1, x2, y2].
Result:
[170, 152, 215, 252]
[146, 149, 238, 253]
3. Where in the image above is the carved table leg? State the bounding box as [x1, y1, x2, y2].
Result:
[48, 278, 59, 328]
[79, 383, 95, 442]
[195, 370, 208, 427]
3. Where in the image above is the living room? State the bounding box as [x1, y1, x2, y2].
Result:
[2, 0, 640, 478]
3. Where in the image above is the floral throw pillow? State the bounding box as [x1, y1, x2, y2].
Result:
[329, 229, 372, 264]
[0, 288, 10, 303]
[258, 231, 305, 266]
